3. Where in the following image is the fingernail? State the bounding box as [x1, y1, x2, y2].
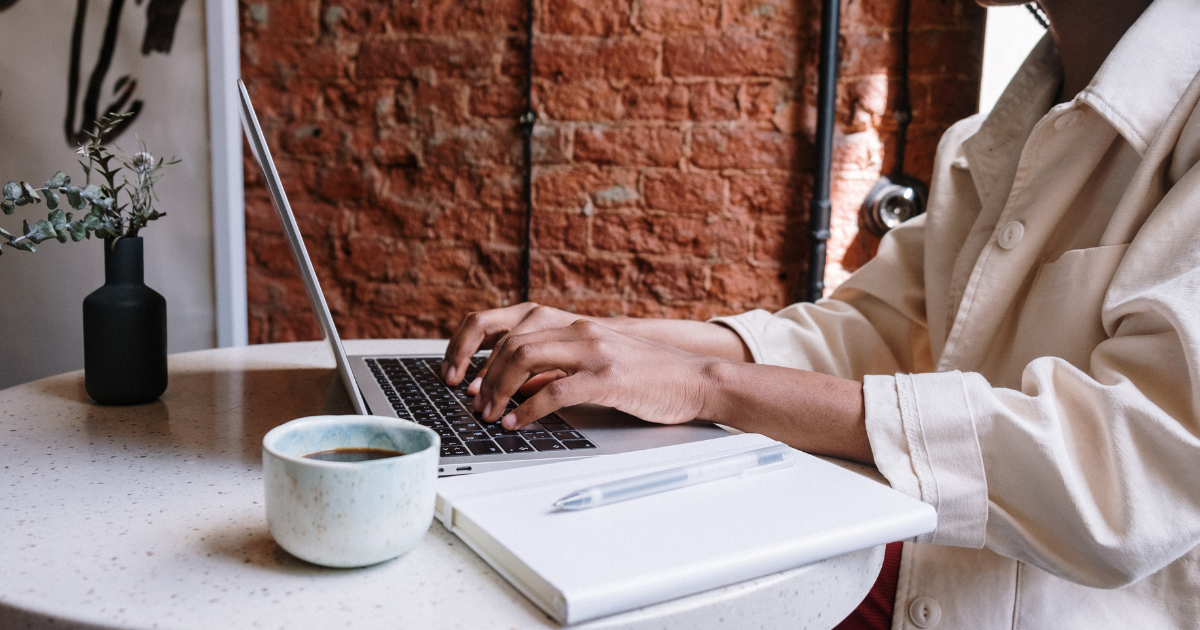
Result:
[446, 365, 456, 383]
[469, 377, 482, 394]
[483, 401, 493, 419]
[501, 413, 517, 429]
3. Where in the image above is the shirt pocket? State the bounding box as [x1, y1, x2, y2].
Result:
[1009, 243, 1130, 374]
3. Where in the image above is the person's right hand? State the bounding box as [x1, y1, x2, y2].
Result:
[440, 303, 592, 390]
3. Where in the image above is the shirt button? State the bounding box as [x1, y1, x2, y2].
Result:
[909, 596, 942, 628]
[998, 221, 1024, 249]
[1055, 109, 1084, 130]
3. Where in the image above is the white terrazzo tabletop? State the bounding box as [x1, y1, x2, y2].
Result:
[0, 340, 883, 630]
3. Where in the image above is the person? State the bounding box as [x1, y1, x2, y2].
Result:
[438, 0, 1200, 626]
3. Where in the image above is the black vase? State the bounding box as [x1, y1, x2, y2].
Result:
[83, 237, 168, 405]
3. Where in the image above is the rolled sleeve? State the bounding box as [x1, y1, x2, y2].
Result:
[866, 371, 989, 548]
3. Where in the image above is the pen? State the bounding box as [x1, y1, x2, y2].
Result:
[552, 443, 794, 510]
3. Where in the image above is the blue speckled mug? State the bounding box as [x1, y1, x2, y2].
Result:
[262, 415, 440, 568]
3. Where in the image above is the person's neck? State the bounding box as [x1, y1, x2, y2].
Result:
[1040, 0, 1155, 102]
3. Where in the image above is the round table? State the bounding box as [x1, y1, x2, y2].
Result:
[0, 340, 884, 630]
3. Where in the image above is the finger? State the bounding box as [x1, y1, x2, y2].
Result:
[519, 370, 567, 397]
[469, 305, 569, 387]
[501, 373, 599, 430]
[441, 303, 538, 384]
[478, 328, 596, 422]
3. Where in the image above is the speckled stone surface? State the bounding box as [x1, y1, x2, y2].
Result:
[0, 340, 883, 630]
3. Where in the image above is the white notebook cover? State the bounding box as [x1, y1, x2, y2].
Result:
[435, 433, 936, 625]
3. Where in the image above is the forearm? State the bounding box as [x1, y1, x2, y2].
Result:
[698, 360, 872, 464]
[597, 318, 753, 363]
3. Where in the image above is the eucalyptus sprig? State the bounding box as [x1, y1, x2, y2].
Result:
[0, 113, 179, 256]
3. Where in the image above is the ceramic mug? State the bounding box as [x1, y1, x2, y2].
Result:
[262, 415, 440, 568]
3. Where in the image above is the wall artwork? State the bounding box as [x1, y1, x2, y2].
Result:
[0, 0, 216, 390]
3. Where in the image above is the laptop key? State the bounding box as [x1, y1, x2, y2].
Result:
[494, 436, 534, 453]
[551, 430, 584, 441]
[562, 439, 596, 450]
[529, 439, 566, 452]
[458, 431, 490, 442]
[441, 444, 470, 457]
[433, 426, 457, 439]
[467, 441, 503, 456]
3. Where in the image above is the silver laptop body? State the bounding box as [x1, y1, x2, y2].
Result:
[237, 80, 729, 475]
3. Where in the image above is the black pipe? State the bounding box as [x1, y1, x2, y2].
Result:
[520, 0, 536, 303]
[804, 0, 841, 303]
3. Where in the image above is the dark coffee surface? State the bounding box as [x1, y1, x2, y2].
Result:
[303, 448, 405, 462]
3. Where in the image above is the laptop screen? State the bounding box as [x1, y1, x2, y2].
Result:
[237, 79, 369, 416]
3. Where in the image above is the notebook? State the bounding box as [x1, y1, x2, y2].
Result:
[435, 433, 938, 625]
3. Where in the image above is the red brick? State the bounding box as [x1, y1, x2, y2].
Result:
[358, 39, 497, 81]
[592, 214, 748, 259]
[637, 0, 720, 33]
[729, 172, 799, 215]
[244, 0, 319, 41]
[539, 80, 621, 121]
[724, 0, 803, 36]
[470, 83, 524, 119]
[663, 36, 796, 78]
[532, 211, 589, 251]
[422, 124, 521, 168]
[543, 0, 633, 36]
[574, 127, 683, 167]
[643, 171, 724, 214]
[544, 253, 630, 294]
[388, 0, 526, 33]
[688, 82, 739, 121]
[531, 126, 571, 164]
[316, 165, 369, 202]
[910, 28, 984, 77]
[621, 84, 689, 121]
[742, 81, 790, 123]
[534, 165, 639, 209]
[533, 38, 658, 81]
[633, 258, 708, 303]
[413, 81, 470, 124]
[709, 263, 788, 307]
[690, 126, 794, 170]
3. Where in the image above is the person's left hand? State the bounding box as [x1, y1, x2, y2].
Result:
[473, 319, 720, 430]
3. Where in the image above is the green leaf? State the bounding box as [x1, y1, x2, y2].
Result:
[1, 200, 12, 215]
[48, 209, 68, 230]
[44, 171, 68, 189]
[80, 185, 103, 202]
[21, 182, 41, 203]
[67, 221, 88, 242]
[63, 186, 85, 210]
[10, 240, 35, 252]
[3, 182, 20, 201]
[92, 197, 115, 213]
[0, 226, 13, 239]
[45, 190, 59, 210]
[24, 219, 57, 243]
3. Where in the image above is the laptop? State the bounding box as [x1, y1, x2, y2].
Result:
[237, 80, 729, 475]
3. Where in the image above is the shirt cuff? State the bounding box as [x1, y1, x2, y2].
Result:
[864, 371, 988, 548]
[708, 309, 775, 365]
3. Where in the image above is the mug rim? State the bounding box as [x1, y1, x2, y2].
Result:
[263, 414, 439, 468]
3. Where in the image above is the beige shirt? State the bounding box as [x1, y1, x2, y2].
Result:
[715, 0, 1200, 627]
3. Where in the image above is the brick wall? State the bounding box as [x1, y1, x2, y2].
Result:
[240, 0, 985, 343]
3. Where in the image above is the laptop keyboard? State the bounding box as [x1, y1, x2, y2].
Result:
[365, 356, 597, 459]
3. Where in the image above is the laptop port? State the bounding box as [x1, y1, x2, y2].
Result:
[456, 466, 472, 472]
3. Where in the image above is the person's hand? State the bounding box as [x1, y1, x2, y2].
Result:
[472, 319, 718, 430]
[440, 303, 591, 390]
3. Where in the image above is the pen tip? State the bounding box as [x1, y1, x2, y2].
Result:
[552, 500, 564, 508]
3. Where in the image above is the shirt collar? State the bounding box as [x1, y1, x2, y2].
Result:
[1077, 0, 1200, 155]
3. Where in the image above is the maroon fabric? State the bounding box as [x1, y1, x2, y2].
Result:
[833, 541, 904, 630]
